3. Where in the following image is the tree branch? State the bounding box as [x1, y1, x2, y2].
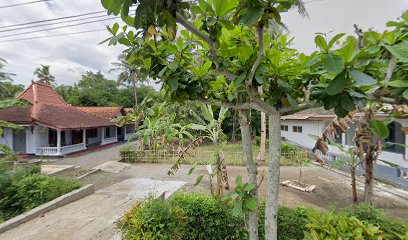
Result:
[384, 55, 396, 85]
[247, 25, 265, 85]
[198, 96, 263, 112]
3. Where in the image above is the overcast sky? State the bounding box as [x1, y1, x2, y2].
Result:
[0, 0, 407, 88]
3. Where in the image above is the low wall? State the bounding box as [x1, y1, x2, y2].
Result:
[0, 184, 94, 234]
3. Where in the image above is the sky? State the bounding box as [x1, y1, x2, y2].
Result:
[0, 0, 407, 88]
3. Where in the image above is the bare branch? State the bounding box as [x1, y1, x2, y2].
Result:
[198, 96, 263, 112]
[384, 55, 397, 85]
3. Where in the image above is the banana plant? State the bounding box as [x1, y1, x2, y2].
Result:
[189, 104, 230, 195]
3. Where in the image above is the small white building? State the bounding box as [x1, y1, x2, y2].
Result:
[281, 107, 408, 189]
[0, 81, 135, 157]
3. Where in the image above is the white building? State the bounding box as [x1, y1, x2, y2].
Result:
[281, 107, 408, 189]
[0, 81, 135, 157]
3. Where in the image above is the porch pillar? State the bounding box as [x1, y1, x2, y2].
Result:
[101, 127, 105, 145]
[341, 133, 346, 146]
[82, 129, 86, 148]
[402, 127, 408, 160]
[115, 126, 118, 141]
[57, 129, 62, 155]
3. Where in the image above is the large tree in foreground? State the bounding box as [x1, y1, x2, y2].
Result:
[101, 1, 408, 239]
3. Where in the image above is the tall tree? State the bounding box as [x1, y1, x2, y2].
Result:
[33, 65, 55, 85]
[102, 1, 408, 239]
[110, 54, 145, 106]
[0, 59, 17, 98]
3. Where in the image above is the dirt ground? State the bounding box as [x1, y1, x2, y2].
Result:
[70, 163, 408, 221]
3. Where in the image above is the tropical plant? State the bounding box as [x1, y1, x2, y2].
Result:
[33, 65, 55, 85]
[110, 54, 147, 106]
[101, 1, 408, 239]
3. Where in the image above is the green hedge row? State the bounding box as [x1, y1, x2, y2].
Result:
[120, 193, 408, 240]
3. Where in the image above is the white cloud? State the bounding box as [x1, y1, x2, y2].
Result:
[0, 0, 407, 89]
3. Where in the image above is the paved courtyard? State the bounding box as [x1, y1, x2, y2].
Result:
[0, 178, 186, 240]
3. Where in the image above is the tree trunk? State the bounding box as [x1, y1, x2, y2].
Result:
[265, 110, 281, 240]
[232, 110, 237, 142]
[239, 110, 259, 240]
[132, 80, 138, 106]
[364, 155, 374, 205]
[256, 86, 267, 162]
[351, 168, 358, 204]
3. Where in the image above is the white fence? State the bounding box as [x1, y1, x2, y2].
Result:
[102, 137, 117, 145]
[60, 143, 86, 154]
[36, 143, 86, 156]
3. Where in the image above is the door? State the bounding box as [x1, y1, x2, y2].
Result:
[13, 129, 26, 153]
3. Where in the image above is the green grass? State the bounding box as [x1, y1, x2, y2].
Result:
[120, 142, 308, 166]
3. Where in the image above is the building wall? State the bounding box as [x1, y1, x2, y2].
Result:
[0, 128, 14, 150]
[282, 118, 408, 189]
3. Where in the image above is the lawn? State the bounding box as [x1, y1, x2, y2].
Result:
[120, 142, 308, 166]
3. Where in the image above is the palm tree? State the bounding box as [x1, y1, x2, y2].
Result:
[0, 58, 16, 98]
[109, 54, 144, 106]
[34, 65, 55, 85]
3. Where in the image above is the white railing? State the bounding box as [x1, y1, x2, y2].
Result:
[102, 137, 117, 145]
[61, 143, 86, 154]
[36, 147, 59, 156]
[124, 133, 134, 141]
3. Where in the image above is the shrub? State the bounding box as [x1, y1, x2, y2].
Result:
[341, 204, 408, 240]
[120, 198, 186, 240]
[169, 193, 247, 240]
[304, 209, 386, 239]
[281, 143, 299, 154]
[258, 204, 310, 240]
[0, 165, 80, 221]
[120, 193, 248, 240]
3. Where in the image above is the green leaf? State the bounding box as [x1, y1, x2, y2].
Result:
[388, 80, 408, 88]
[323, 95, 339, 110]
[188, 162, 199, 175]
[234, 73, 247, 87]
[384, 40, 408, 62]
[403, 89, 408, 100]
[232, 200, 243, 216]
[191, 123, 207, 131]
[244, 198, 257, 211]
[326, 72, 347, 95]
[340, 93, 355, 112]
[112, 23, 119, 35]
[235, 175, 243, 186]
[334, 104, 348, 118]
[328, 33, 345, 48]
[348, 69, 377, 87]
[338, 41, 356, 62]
[244, 183, 255, 192]
[314, 35, 328, 51]
[240, 6, 264, 26]
[370, 120, 389, 139]
[213, 0, 238, 17]
[194, 174, 205, 186]
[324, 54, 344, 75]
[143, 58, 152, 69]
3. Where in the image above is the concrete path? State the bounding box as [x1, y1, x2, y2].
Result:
[0, 178, 186, 240]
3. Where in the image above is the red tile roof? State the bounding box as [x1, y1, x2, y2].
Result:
[75, 106, 124, 120]
[0, 81, 116, 130]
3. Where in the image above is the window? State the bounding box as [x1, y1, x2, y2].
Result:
[397, 169, 408, 179]
[292, 126, 302, 133]
[86, 128, 97, 138]
[281, 125, 288, 131]
[105, 127, 111, 138]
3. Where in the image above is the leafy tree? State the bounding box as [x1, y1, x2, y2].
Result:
[33, 65, 55, 85]
[0, 82, 24, 99]
[101, 1, 408, 239]
[110, 54, 147, 106]
[56, 71, 161, 107]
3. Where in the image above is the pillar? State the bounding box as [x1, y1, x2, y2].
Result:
[83, 129, 86, 148]
[402, 127, 408, 160]
[101, 127, 105, 145]
[57, 129, 61, 155]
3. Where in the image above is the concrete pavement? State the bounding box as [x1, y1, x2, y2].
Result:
[0, 178, 186, 240]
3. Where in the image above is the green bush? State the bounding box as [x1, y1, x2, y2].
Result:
[121, 193, 248, 240]
[258, 204, 310, 240]
[341, 204, 408, 240]
[281, 143, 299, 154]
[305, 209, 386, 239]
[120, 198, 186, 240]
[0, 164, 80, 221]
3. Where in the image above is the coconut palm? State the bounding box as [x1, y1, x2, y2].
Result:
[34, 65, 55, 85]
[110, 54, 145, 106]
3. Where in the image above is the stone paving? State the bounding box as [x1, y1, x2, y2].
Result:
[0, 178, 186, 240]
